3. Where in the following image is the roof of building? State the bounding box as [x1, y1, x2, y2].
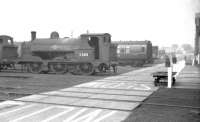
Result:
[80, 33, 111, 37]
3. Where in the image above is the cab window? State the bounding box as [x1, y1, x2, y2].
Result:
[104, 36, 111, 44]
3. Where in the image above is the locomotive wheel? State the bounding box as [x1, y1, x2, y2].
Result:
[50, 63, 66, 74]
[79, 63, 94, 75]
[68, 65, 78, 75]
[135, 61, 143, 67]
[28, 63, 42, 73]
[98, 63, 107, 72]
[112, 64, 117, 73]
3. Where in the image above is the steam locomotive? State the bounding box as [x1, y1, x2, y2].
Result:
[0, 32, 117, 75]
[113, 41, 153, 66]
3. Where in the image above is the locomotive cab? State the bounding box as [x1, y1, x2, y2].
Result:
[81, 33, 111, 61]
[80, 33, 117, 72]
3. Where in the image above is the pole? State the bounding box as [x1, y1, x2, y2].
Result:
[168, 55, 173, 88]
[167, 67, 172, 88]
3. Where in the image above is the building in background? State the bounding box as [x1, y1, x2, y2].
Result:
[194, 13, 200, 64]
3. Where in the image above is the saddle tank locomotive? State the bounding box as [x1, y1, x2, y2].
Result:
[0, 32, 117, 75]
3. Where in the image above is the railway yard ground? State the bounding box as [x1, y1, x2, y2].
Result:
[0, 61, 199, 122]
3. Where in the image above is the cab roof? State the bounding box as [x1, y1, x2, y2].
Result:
[113, 40, 151, 45]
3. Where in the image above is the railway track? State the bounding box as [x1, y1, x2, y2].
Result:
[2, 63, 187, 121]
[0, 66, 145, 101]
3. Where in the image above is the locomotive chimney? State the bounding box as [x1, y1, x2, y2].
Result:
[31, 31, 36, 41]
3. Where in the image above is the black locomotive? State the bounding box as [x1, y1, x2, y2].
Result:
[0, 32, 117, 75]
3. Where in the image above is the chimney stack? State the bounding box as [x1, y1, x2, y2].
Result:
[31, 31, 36, 41]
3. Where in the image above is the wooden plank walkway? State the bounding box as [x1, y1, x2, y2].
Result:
[0, 64, 162, 122]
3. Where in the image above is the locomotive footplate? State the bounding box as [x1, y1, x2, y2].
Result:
[152, 71, 177, 86]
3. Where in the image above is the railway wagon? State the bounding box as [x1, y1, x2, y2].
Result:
[0, 32, 118, 75]
[152, 46, 159, 59]
[113, 40, 153, 66]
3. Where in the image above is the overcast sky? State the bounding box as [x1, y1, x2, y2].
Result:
[0, 0, 199, 46]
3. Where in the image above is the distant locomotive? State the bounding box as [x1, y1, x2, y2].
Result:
[0, 35, 18, 69]
[113, 41, 153, 66]
[0, 32, 117, 75]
